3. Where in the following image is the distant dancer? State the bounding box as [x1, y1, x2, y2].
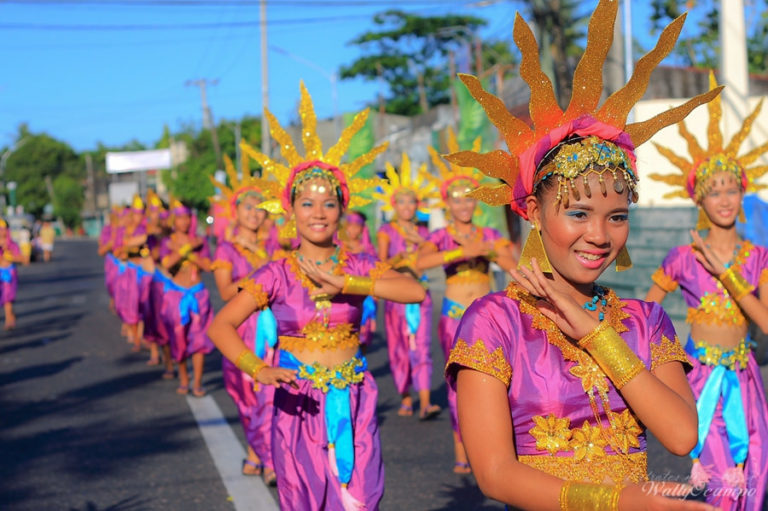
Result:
[39, 221, 56, 262]
[0, 219, 25, 330]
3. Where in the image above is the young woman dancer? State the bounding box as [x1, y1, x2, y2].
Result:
[443, 2, 723, 509]
[210, 163, 281, 482]
[417, 128, 517, 473]
[646, 73, 768, 510]
[160, 200, 214, 397]
[374, 153, 442, 420]
[142, 190, 169, 367]
[114, 195, 148, 352]
[209, 83, 425, 510]
[0, 219, 25, 330]
[98, 206, 121, 314]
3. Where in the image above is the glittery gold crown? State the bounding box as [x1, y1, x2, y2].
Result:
[372, 152, 440, 214]
[209, 153, 283, 219]
[146, 189, 164, 211]
[650, 71, 768, 202]
[239, 81, 388, 214]
[131, 194, 145, 211]
[444, 0, 722, 220]
[427, 126, 485, 203]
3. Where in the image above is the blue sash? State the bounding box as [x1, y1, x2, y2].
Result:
[441, 296, 466, 320]
[278, 349, 367, 485]
[361, 296, 377, 326]
[0, 265, 14, 283]
[405, 275, 429, 335]
[254, 307, 278, 359]
[685, 335, 751, 464]
[161, 277, 205, 326]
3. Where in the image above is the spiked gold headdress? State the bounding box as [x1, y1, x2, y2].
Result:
[130, 194, 145, 212]
[209, 154, 283, 222]
[372, 152, 440, 215]
[146, 189, 165, 212]
[445, 0, 722, 220]
[427, 127, 485, 203]
[650, 71, 768, 203]
[239, 81, 387, 215]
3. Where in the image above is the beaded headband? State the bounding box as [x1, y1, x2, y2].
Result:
[650, 72, 768, 202]
[444, 0, 722, 220]
[372, 152, 440, 215]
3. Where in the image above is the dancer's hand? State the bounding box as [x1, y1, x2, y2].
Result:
[690, 230, 727, 276]
[296, 257, 344, 298]
[509, 257, 599, 340]
[462, 241, 493, 259]
[256, 367, 298, 389]
[619, 481, 718, 511]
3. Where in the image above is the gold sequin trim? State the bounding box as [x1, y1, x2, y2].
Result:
[238, 280, 269, 309]
[279, 321, 360, 352]
[650, 335, 689, 372]
[446, 269, 491, 285]
[297, 357, 365, 393]
[651, 267, 678, 292]
[286, 247, 349, 293]
[234, 242, 269, 269]
[447, 339, 513, 386]
[369, 260, 392, 281]
[686, 293, 746, 327]
[517, 451, 647, 486]
[210, 259, 233, 272]
[690, 337, 753, 370]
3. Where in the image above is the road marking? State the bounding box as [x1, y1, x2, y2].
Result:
[186, 395, 279, 511]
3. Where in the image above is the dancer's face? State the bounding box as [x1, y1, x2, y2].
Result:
[236, 195, 267, 233]
[290, 178, 341, 246]
[344, 215, 364, 241]
[173, 213, 191, 234]
[698, 172, 743, 228]
[528, 170, 630, 287]
[447, 193, 476, 224]
[392, 191, 418, 222]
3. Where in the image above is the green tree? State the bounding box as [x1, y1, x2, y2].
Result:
[340, 10, 517, 115]
[53, 174, 84, 228]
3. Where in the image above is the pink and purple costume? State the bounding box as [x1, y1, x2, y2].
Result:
[0, 239, 21, 304]
[159, 238, 215, 362]
[446, 283, 690, 484]
[114, 223, 149, 326]
[424, 224, 511, 435]
[241, 250, 389, 510]
[652, 242, 768, 510]
[378, 222, 433, 396]
[212, 236, 279, 470]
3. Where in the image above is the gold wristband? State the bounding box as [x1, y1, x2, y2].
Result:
[719, 267, 754, 301]
[342, 275, 374, 296]
[3, 251, 14, 262]
[443, 247, 464, 263]
[560, 481, 621, 511]
[235, 349, 267, 380]
[178, 243, 193, 257]
[579, 323, 645, 389]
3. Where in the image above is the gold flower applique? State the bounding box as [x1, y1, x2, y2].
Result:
[570, 421, 608, 462]
[607, 410, 642, 454]
[530, 414, 573, 455]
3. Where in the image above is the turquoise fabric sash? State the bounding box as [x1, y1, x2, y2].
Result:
[160, 276, 204, 326]
[441, 296, 466, 319]
[685, 335, 750, 464]
[278, 349, 367, 485]
[361, 296, 377, 326]
[405, 303, 421, 336]
[254, 307, 278, 359]
[0, 265, 14, 283]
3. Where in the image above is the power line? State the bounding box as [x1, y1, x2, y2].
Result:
[0, 0, 468, 5]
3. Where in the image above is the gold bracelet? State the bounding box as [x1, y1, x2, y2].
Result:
[234, 349, 267, 380]
[579, 323, 645, 389]
[178, 243, 193, 257]
[719, 267, 754, 301]
[560, 481, 621, 511]
[443, 247, 464, 263]
[342, 275, 374, 295]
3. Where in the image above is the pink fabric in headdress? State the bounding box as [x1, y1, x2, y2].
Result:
[282, 160, 350, 210]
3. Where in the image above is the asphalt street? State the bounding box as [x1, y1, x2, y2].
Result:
[2, 239, 766, 510]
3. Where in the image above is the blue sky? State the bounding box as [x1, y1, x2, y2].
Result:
[0, 0, 721, 152]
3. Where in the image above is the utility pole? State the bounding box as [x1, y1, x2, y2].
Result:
[85, 153, 97, 214]
[260, 0, 270, 157]
[186, 78, 223, 170]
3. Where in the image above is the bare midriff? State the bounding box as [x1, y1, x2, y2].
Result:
[445, 280, 492, 309]
[172, 262, 201, 288]
[287, 345, 360, 368]
[690, 322, 748, 350]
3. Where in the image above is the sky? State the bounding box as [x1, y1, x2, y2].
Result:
[0, 0, 726, 152]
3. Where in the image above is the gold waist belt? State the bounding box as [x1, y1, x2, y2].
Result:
[279, 321, 359, 352]
[517, 451, 647, 486]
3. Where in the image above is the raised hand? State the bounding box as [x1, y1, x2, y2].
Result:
[508, 257, 599, 340]
[462, 241, 493, 259]
[689, 230, 727, 276]
[296, 256, 345, 299]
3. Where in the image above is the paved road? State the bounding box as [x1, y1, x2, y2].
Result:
[2, 240, 766, 510]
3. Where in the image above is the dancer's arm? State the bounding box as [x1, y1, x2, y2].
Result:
[645, 284, 669, 304]
[213, 265, 238, 301]
[415, 239, 492, 271]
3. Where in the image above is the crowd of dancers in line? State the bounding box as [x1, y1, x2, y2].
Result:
[95, 2, 768, 509]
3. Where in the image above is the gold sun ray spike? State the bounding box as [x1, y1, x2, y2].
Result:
[372, 152, 441, 216]
[650, 71, 768, 229]
[238, 81, 389, 238]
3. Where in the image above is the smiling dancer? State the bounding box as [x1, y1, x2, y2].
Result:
[210, 156, 281, 483]
[373, 153, 442, 421]
[114, 195, 148, 352]
[646, 73, 768, 511]
[416, 127, 517, 473]
[441, 1, 725, 509]
[209, 82, 426, 510]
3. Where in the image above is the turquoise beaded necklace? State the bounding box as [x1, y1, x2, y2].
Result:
[582, 285, 608, 321]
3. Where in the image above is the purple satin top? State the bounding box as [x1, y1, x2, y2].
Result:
[214, 238, 277, 282]
[379, 222, 429, 258]
[426, 225, 506, 278]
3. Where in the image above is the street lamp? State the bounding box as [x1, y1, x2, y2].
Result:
[0, 137, 29, 213]
[269, 45, 340, 138]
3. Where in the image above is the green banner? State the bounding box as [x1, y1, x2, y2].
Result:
[343, 110, 378, 232]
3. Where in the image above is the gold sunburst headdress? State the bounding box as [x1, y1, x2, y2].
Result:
[209, 154, 283, 221]
[145, 189, 165, 212]
[445, 0, 722, 221]
[130, 194, 145, 212]
[372, 152, 440, 215]
[239, 81, 388, 220]
[649, 71, 768, 207]
[427, 127, 486, 203]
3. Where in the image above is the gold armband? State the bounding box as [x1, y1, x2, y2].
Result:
[719, 267, 754, 301]
[443, 247, 464, 263]
[342, 275, 374, 296]
[178, 243, 193, 257]
[235, 349, 266, 380]
[3, 251, 14, 262]
[579, 322, 645, 389]
[140, 247, 150, 258]
[559, 481, 620, 511]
